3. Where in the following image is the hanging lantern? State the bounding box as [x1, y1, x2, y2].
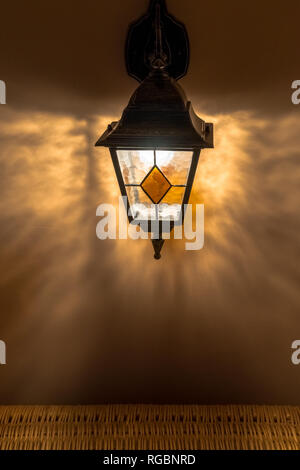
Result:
[96, 0, 213, 259]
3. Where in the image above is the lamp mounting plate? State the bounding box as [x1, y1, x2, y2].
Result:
[125, 0, 190, 82]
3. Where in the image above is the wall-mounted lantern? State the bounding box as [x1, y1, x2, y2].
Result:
[96, 0, 213, 259]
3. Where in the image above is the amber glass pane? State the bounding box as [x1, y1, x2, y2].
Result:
[126, 186, 156, 220]
[141, 167, 171, 204]
[158, 187, 185, 221]
[117, 150, 154, 184]
[161, 187, 185, 205]
[156, 151, 193, 185]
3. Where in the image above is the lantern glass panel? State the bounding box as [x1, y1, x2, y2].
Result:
[157, 187, 185, 221]
[156, 151, 193, 185]
[116, 149, 196, 226]
[117, 150, 154, 185]
[126, 186, 156, 221]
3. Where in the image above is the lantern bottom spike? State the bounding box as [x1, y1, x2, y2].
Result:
[152, 239, 165, 260]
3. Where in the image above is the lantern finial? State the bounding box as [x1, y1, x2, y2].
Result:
[152, 239, 165, 260]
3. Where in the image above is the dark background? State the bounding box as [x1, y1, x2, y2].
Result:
[1, 0, 299, 115]
[0, 0, 299, 404]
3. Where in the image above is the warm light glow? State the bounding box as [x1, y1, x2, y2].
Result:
[0, 107, 299, 280]
[1, 107, 300, 401]
[138, 150, 155, 166]
[155, 150, 174, 166]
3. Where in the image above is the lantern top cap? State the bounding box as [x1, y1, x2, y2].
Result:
[95, 69, 213, 150]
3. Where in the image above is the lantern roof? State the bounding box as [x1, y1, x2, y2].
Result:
[95, 69, 213, 150]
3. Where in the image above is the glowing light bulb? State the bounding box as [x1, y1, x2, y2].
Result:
[138, 151, 154, 167]
[156, 151, 174, 166]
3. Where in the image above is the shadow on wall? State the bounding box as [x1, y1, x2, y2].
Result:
[0, 104, 299, 404]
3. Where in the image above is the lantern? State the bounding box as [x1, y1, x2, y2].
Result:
[95, 0, 213, 259]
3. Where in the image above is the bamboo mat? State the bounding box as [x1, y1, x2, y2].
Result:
[0, 405, 299, 450]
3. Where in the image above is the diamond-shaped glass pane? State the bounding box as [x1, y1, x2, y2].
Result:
[141, 167, 171, 204]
